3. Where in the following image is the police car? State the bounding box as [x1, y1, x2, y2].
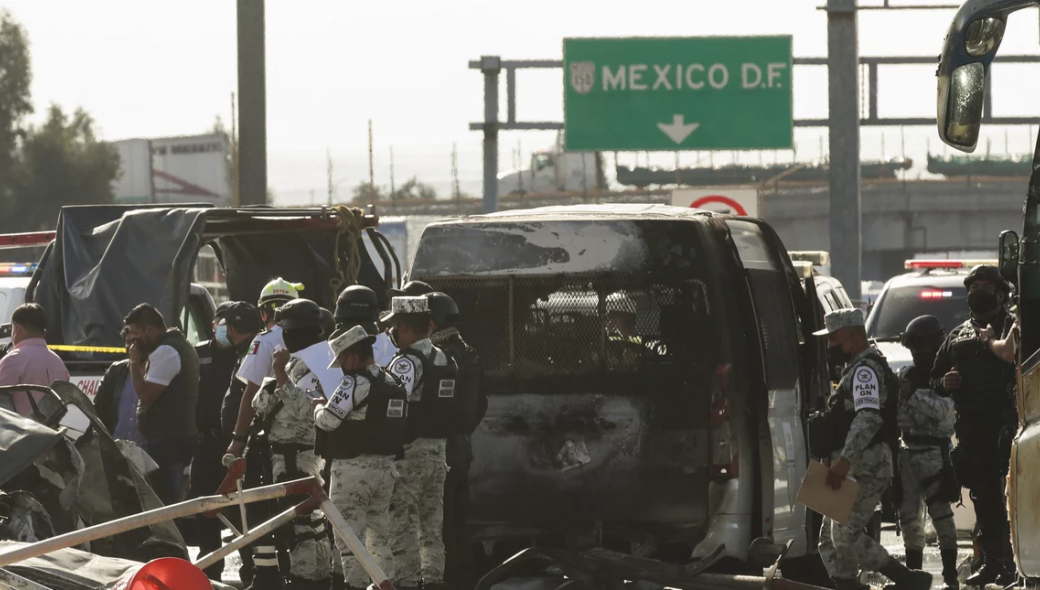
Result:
[0, 262, 37, 345]
[865, 259, 992, 374]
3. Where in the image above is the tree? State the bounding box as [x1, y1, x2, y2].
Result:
[0, 11, 32, 193]
[351, 182, 385, 205]
[389, 176, 437, 201]
[6, 106, 120, 230]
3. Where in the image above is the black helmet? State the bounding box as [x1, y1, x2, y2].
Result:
[964, 264, 1010, 294]
[390, 280, 434, 298]
[426, 292, 460, 328]
[900, 315, 946, 350]
[275, 299, 324, 330]
[320, 307, 335, 337]
[335, 285, 380, 324]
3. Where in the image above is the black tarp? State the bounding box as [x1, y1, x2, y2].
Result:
[217, 230, 388, 311]
[33, 206, 209, 348]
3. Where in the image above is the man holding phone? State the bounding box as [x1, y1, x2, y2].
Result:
[931, 264, 1018, 587]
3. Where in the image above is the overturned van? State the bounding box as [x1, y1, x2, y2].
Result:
[409, 204, 833, 571]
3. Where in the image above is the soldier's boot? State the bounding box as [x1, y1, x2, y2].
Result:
[968, 542, 1008, 588]
[880, 556, 933, 590]
[905, 548, 924, 571]
[246, 567, 283, 590]
[940, 549, 960, 590]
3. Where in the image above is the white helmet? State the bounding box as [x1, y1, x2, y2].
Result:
[258, 278, 304, 306]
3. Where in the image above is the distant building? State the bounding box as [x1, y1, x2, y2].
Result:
[110, 133, 232, 207]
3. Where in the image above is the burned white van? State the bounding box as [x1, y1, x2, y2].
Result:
[409, 204, 831, 577]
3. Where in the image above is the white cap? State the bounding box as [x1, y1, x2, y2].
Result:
[327, 325, 377, 369]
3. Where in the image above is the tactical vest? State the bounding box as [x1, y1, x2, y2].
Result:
[437, 334, 484, 435]
[945, 317, 1016, 424]
[318, 368, 409, 460]
[138, 329, 200, 441]
[402, 345, 460, 440]
[811, 350, 899, 458]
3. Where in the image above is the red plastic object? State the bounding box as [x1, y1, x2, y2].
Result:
[110, 558, 211, 590]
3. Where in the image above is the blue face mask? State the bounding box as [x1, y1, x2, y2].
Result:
[215, 323, 232, 348]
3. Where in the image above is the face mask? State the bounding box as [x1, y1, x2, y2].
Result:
[215, 324, 231, 347]
[968, 289, 1000, 316]
[827, 345, 851, 374]
[911, 351, 936, 373]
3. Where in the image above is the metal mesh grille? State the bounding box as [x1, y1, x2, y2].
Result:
[425, 274, 719, 398]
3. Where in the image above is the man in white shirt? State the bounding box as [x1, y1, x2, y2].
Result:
[123, 303, 200, 505]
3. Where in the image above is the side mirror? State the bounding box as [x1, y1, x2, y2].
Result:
[1000, 229, 1020, 286]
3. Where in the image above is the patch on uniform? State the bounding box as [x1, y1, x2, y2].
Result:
[391, 358, 415, 385]
[387, 399, 405, 418]
[250, 341, 261, 355]
[852, 367, 880, 411]
[438, 379, 456, 398]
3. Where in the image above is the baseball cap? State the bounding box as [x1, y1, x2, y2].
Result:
[216, 301, 263, 333]
[812, 308, 865, 337]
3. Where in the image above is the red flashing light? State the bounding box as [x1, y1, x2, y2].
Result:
[920, 290, 953, 299]
[906, 260, 963, 270]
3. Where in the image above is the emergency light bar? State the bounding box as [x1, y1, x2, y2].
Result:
[904, 259, 997, 271]
[0, 262, 37, 276]
[790, 251, 831, 266]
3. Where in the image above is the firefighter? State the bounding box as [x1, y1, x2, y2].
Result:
[313, 325, 408, 590]
[250, 299, 334, 590]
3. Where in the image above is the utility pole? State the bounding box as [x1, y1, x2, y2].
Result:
[368, 119, 375, 199]
[231, 92, 239, 207]
[236, 0, 267, 206]
[451, 142, 460, 200]
[326, 148, 333, 206]
[827, 0, 862, 302]
[389, 147, 395, 197]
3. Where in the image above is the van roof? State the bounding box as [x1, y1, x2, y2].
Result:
[441, 203, 717, 224]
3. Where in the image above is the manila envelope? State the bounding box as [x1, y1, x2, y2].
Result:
[795, 460, 861, 525]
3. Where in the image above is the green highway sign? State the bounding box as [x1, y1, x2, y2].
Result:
[563, 36, 793, 152]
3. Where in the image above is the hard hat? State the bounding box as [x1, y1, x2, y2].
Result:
[274, 299, 323, 330]
[259, 278, 304, 306]
[900, 315, 946, 350]
[606, 292, 637, 315]
[426, 292, 460, 327]
[963, 264, 1010, 294]
[335, 285, 380, 324]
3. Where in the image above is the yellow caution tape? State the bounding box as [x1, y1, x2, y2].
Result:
[48, 344, 127, 354]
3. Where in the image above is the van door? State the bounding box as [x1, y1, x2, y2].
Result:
[725, 219, 809, 556]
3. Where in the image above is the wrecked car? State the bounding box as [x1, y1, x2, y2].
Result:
[409, 204, 834, 581]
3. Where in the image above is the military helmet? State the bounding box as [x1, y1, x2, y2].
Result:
[900, 315, 946, 350]
[426, 292, 460, 327]
[963, 264, 1010, 294]
[274, 299, 324, 330]
[258, 278, 303, 306]
[335, 285, 380, 324]
[320, 307, 335, 337]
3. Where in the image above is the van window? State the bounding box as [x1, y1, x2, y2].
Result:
[181, 301, 207, 346]
[0, 291, 8, 324]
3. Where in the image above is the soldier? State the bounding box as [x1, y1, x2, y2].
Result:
[426, 292, 486, 589]
[813, 309, 931, 590]
[250, 299, 334, 590]
[931, 264, 1017, 587]
[313, 325, 408, 590]
[897, 315, 959, 590]
[385, 296, 458, 590]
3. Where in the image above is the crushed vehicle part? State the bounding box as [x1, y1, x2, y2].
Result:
[0, 409, 63, 489]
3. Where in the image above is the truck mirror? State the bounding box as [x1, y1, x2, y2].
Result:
[1000, 229, 1020, 286]
[938, 62, 987, 151]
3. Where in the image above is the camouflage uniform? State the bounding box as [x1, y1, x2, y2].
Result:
[898, 382, 958, 553]
[818, 345, 895, 584]
[388, 338, 451, 588]
[252, 354, 333, 585]
[314, 365, 400, 589]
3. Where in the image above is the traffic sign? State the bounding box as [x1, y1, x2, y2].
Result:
[564, 36, 793, 152]
[673, 187, 759, 217]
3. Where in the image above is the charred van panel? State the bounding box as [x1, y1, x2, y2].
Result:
[470, 393, 709, 527]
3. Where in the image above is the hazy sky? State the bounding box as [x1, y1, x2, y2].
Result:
[3, 0, 1040, 204]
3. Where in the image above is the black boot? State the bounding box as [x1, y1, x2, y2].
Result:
[940, 548, 960, 590]
[966, 562, 1002, 587]
[880, 557, 933, 590]
[905, 548, 924, 571]
[246, 567, 283, 590]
